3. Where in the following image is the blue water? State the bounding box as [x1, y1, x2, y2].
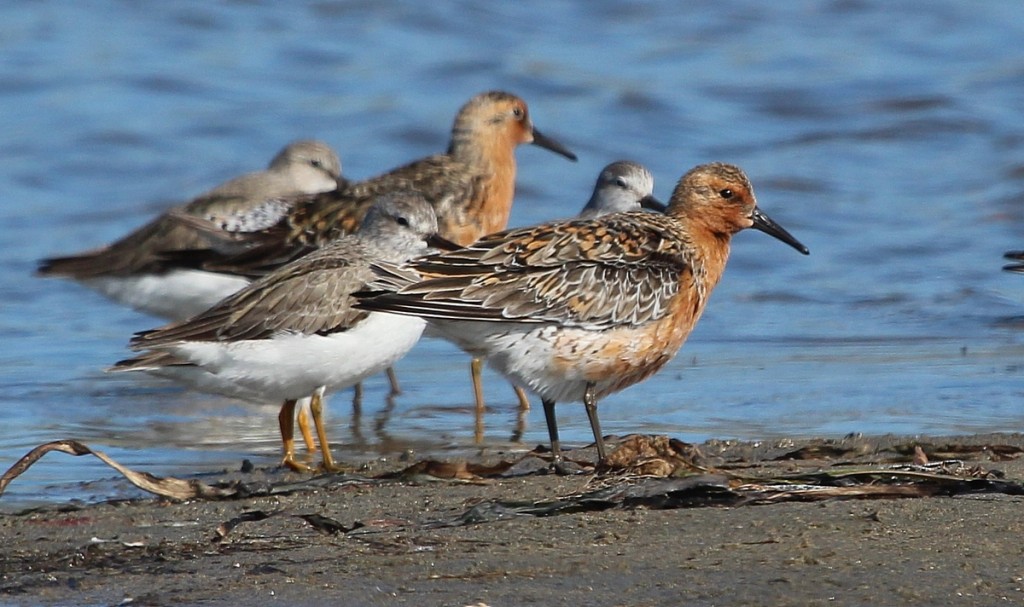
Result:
[2, 1, 1023, 509]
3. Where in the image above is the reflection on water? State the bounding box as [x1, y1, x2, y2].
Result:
[3, 1, 1024, 508]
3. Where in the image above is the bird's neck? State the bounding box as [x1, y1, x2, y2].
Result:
[446, 131, 519, 244]
[668, 212, 733, 310]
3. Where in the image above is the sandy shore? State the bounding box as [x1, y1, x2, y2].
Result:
[2, 433, 1023, 606]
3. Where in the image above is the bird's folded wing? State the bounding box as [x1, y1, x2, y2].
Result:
[130, 244, 374, 348]
[359, 213, 694, 330]
[188, 155, 476, 277]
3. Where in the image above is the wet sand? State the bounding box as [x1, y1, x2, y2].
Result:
[2, 433, 1023, 606]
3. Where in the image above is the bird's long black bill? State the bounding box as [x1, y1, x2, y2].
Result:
[640, 194, 667, 213]
[427, 233, 464, 252]
[531, 127, 577, 161]
[1003, 250, 1024, 273]
[752, 208, 809, 255]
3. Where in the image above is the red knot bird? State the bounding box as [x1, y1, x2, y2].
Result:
[357, 163, 809, 470]
[478, 160, 667, 443]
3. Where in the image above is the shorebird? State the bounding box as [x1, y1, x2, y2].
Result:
[357, 163, 809, 469]
[39, 139, 342, 454]
[37, 139, 343, 320]
[112, 192, 448, 472]
[193, 91, 577, 433]
[477, 161, 667, 442]
[577, 160, 666, 219]
[1003, 250, 1024, 273]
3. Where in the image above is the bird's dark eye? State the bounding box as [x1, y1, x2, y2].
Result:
[719, 188, 734, 199]
[614, 177, 628, 188]
[311, 160, 323, 168]
[395, 216, 410, 227]
[512, 106, 523, 118]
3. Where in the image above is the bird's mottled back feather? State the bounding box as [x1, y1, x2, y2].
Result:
[200, 155, 480, 276]
[38, 140, 342, 279]
[364, 212, 698, 330]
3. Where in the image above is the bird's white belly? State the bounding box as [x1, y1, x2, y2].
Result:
[156, 312, 426, 403]
[84, 270, 250, 320]
[429, 320, 615, 404]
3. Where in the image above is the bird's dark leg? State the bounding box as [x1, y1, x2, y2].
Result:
[541, 398, 561, 460]
[542, 398, 574, 474]
[583, 383, 607, 465]
[385, 367, 402, 396]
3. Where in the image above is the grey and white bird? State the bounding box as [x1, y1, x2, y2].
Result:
[577, 161, 665, 219]
[112, 191, 448, 472]
[38, 139, 343, 320]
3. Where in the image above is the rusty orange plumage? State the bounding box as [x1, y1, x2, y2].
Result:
[358, 162, 809, 468]
[209, 91, 576, 275]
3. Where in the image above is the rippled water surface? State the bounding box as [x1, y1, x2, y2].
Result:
[3, 1, 1024, 508]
